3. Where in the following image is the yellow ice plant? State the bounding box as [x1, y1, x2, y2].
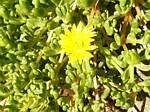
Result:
[59, 22, 97, 64]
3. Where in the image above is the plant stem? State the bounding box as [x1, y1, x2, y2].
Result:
[121, 11, 132, 51]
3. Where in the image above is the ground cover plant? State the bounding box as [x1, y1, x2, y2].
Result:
[0, 0, 150, 112]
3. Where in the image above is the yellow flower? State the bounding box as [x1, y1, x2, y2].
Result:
[59, 22, 97, 64]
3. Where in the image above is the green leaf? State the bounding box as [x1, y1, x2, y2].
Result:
[0, 6, 9, 19]
[32, 7, 46, 17]
[143, 86, 150, 96]
[138, 79, 150, 87]
[76, 0, 96, 9]
[8, 18, 26, 25]
[0, 38, 7, 47]
[110, 42, 119, 51]
[51, 0, 60, 5]
[115, 98, 125, 107]
[143, 30, 150, 44]
[145, 48, 150, 60]
[121, 65, 134, 83]
[56, 7, 63, 17]
[104, 20, 114, 36]
[145, 10, 150, 21]
[101, 85, 110, 100]
[124, 50, 140, 65]
[114, 33, 121, 46]
[26, 17, 43, 29]
[42, 47, 58, 57]
[47, 20, 59, 30]
[29, 98, 39, 109]
[16, 0, 33, 16]
[132, 84, 141, 92]
[142, 1, 150, 9]
[60, 5, 67, 16]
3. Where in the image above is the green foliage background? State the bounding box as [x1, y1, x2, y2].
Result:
[0, 0, 150, 111]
